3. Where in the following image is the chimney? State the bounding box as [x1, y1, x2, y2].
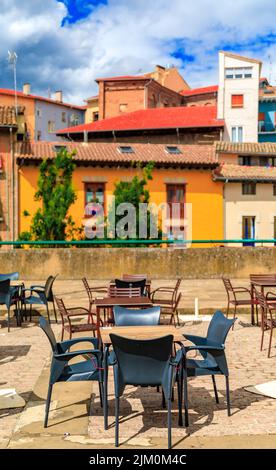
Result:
[55, 90, 63, 102]
[23, 83, 31, 95]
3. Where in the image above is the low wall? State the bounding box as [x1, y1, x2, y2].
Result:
[1, 246, 276, 279]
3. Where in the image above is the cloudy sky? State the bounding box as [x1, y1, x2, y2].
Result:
[0, 0, 276, 105]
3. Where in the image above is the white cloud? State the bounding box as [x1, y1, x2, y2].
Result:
[0, 0, 276, 104]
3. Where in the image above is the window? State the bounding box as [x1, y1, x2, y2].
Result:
[92, 111, 99, 122]
[231, 94, 244, 108]
[118, 146, 134, 154]
[85, 183, 105, 215]
[166, 184, 185, 219]
[242, 216, 255, 246]
[231, 126, 243, 142]
[70, 113, 80, 126]
[48, 120, 55, 133]
[37, 130, 42, 141]
[61, 112, 66, 123]
[225, 67, 253, 79]
[53, 145, 66, 153]
[37, 108, 42, 118]
[165, 146, 182, 154]
[242, 182, 256, 195]
[119, 103, 128, 113]
[239, 155, 251, 166]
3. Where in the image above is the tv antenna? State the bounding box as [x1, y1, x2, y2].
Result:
[268, 53, 272, 84]
[8, 50, 18, 116]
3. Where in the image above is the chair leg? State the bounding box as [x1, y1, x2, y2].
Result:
[232, 304, 237, 329]
[103, 350, 109, 430]
[115, 397, 119, 447]
[29, 304, 32, 322]
[268, 328, 273, 358]
[44, 384, 53, 428]
[183, 369, 189, 427]
[7, 307, 10, 332]
[177, 374, 183, 427]
[260, 326, 265, 351]
[162, 388, 166, 409]
[226, 301, 230, 318]
[46, 303, 51, 324]
[225, 376, 231, 417]
[212, 375, 219, 404]
[53, 301, 58, 324]
[167, 398, 172, 449]
[61, 326, 64, 342]
[99, 382, 103, 408]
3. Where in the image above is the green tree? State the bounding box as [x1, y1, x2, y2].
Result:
[20, 148, 79, 241]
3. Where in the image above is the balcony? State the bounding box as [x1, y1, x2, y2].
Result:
[258, 121, 276, 134]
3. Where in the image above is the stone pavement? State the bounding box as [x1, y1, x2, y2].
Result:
[0, 279, 275, 449]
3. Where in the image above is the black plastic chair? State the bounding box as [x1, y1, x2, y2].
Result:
[113, 305, 160, 326]
[183, 310, 235, 425]
[0, 279, 21, 332]
[22, 275, 58, 323]
[115, 278, 146, 296]
[39, 317, 103, 428]
[0, 272, 19, 281]
[107, 334, 184, 448]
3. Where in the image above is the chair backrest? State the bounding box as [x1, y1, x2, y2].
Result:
[122, 274, 147, 281]
[39, 316, 59, 353]
[207, 310, 235, 345]
[115, 278, 146, 295]
[222, 277, 233, 293]
[54, 297, 68, 323]
[0, 279, 11, 305]
[114, 305, 160, 326]
[108, 286, 141, 298]
[250, 273, 276, 282]
[44, 275, 58, 300]
[82, 277, 93, 303]
[172, 278, 182, 302]
[110, 334, 173, 385]
[0, 272, 19, 281]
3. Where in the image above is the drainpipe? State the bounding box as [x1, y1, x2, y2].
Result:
[9, 126, 15, 244]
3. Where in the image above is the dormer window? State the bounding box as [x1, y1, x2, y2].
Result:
[118, 146, 134, 154]
[53, 145, 66, 153]
[165, 146, 182, 154]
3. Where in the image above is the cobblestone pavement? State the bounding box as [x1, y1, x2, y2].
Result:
[0, 279, 275, 448]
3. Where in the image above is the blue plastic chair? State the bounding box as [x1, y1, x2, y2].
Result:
[113, 305, 160, 326]
[107, 334, 184, 448]
[39, 317, 103, 428]
[0, 279, 21, 331]
[0, 272, 19, 281]
[183, 310, 235, 425]
[22, 275, 58, 324]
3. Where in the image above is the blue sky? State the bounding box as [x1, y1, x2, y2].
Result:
[0, 1, 276, 104]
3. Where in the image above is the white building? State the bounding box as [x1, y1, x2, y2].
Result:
[217, 51, 262, 143]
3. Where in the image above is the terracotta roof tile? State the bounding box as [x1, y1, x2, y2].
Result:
[215, 141, 276, 155]
[0, 88, 85, 110]
[15, 141, 217, 168]
[56, 105, 224, 135]
[214, 163, 276, 182]
[180, 85, 218, 96]
[0, 106, 17, 127]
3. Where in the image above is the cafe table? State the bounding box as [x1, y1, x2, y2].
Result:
[100, 324, 186, 429]
[250, 276, 276, 325]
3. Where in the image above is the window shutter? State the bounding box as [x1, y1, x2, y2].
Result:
[231, 94, 244, 107]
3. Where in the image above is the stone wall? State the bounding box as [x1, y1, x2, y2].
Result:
[1, 246, 276, 280]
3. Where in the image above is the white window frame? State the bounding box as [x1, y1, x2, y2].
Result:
[231, 126, 243, 143]
[225, 67, 253, 79]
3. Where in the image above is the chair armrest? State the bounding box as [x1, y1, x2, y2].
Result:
[185, 344, 224, 353]
[184, 334, 207, 345]
[170, 348, 183, 366]
[108, 350, 117, 366]
[233, 287, 251, 294]
[66, 307, 90, 313]
[60, 337, 99, 352]
[54, 349, 101, 361]
[30, 285, 45, 290]
[150, 287, 174, 299]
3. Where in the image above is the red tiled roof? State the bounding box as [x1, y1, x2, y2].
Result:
[213, 163, 276, 182]
[215, 141, 276, 155]
[56, 105, 223, 135]
[0, 89, 85, 110]
[180, 85, 218, 96]
[15, 141, 217, 168]
[0, 105, 17, 127]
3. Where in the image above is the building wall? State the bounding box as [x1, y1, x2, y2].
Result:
[18, 165, 223, 246]
[0, 130, 16, 242]
[217, 52, 260, 142]
[183, 93, 217, 107]
[258, 100, 276, 142]
[224, 182, 276, 245]
[34, 101, 85, 142]
[85, 99, 99, 123]
[148, 66, 190, 93]
[0, 94, 35, 139]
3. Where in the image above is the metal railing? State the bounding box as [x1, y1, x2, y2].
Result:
[0, 238, 276, 247]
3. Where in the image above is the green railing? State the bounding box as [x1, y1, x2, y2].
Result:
[0, 238, 276, 246]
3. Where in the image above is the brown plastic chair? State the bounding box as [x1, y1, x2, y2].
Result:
[222, 277, 258, 323]
[122, 274, 147, 280]
[255, 290, 276, 358]
[150, 278, 182, 325]
[82, 277, 108, 314]
[55, 297, 98, 340]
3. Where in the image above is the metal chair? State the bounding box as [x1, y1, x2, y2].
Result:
[183, 310, 235, 425]
[255, 290, 276, 358]
[150, 278, 182, 325]
[107, 334, 184, 448]
[0, 279, 21, 332]
[82, 277, 108, 315]
[108, 286, 141, 297]
[222, 277, 258, 323]
[22, 275, 58, 324]
[114, 278, 146, 296]
[113, 305, 160, 326]
[55, 296, 98, 340]
[39, 317, 103, 428]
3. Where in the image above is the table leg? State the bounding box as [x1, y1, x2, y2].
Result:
[251, 283, 255, 325]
